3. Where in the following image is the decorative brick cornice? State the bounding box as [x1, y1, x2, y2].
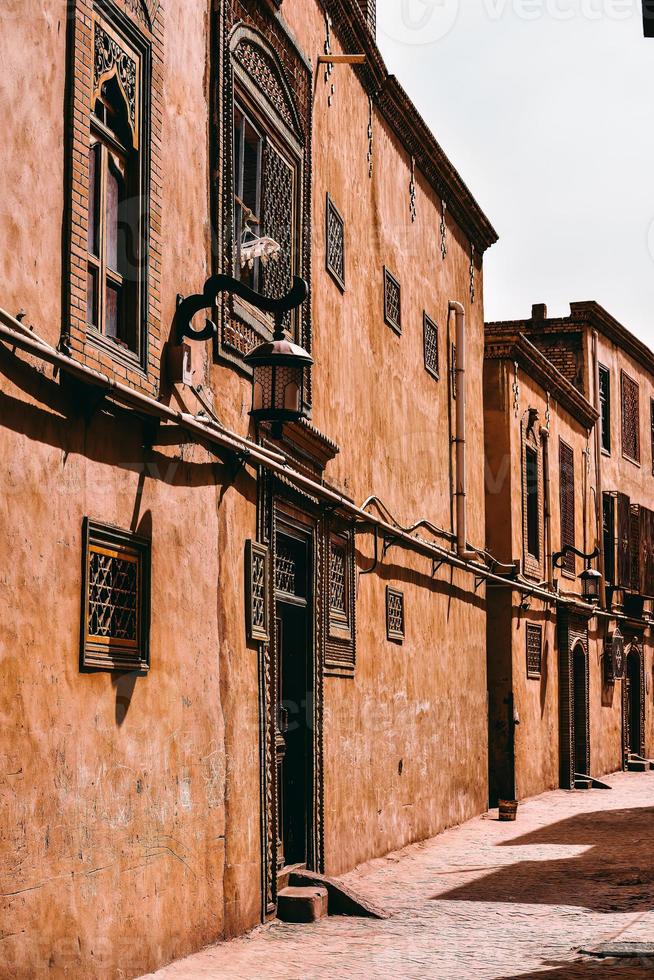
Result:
[485, 331, 598, 430]
[322, 1, 498, 254]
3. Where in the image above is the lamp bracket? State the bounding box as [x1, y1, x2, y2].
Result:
[552, 545, 600, 570]
[175, 275, 308, 344]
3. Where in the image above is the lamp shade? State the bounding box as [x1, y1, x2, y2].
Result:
[244, 334, 313, 426]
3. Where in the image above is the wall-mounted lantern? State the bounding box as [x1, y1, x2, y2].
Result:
[244, 314, 313, 438]
[173, 272, 310, 438]
[552, 545, 601, 604]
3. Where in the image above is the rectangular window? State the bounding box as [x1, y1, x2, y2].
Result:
[603, 492, 615, 586]
[245, 540, 270, 643]
[386, 587, 405, 643]
[325, 526, 357, 673]
[423, 313, 439, 379]
[326, 193, 345, 290]
[87, 15, 147, 359]
[526, 623, 542, 678]
[621, 370, 640, 463]
[526, 445, 539, 560]
[383, 267, 401, 334]
[81, 519, 150, 672]
[599, 364, 611, 454]
[559, 440, 575, 575]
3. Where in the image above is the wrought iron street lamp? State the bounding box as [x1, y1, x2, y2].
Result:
[174, 272, 310, 438]
[552, 545, 601, 603]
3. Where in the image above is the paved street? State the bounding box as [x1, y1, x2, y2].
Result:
[144, 772, 654, 979]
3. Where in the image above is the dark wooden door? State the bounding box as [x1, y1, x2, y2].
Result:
[572, 648, 589, 776]
[274, 527, 312, 871]
[626, 653, 642, 756]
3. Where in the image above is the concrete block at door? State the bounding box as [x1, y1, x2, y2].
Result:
[277, 886, 329, 923]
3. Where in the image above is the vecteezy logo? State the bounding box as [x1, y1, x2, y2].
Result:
[377, 0, 460, 46]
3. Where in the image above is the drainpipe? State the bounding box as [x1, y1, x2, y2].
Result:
[591, 330, 607, 608]
[541, 415, 553, 588]
[449, 301, 475, 560]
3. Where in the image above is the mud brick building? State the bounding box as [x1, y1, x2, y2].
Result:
[485, 303, 654, 805]
[0, 1, 509, 976]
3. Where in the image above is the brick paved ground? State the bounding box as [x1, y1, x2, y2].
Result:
[144, 772, 654, 979]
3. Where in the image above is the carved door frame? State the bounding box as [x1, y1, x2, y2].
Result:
[622, 639, 646, 766]
[257, 472, 324, 918]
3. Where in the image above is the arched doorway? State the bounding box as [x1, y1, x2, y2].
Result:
[572, 644, 589, 776]
[624, 644, 644, 762]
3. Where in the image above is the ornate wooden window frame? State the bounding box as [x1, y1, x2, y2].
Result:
[325, 193, 345, 291]
[383, 267, 402, 335]
[621, 369, 641, 465]
[245, 540, 270, 642]
[526, 623, 543, 679]
[80, 517, 151, 673]
[217, 12, 313, 407]
[559, 439, 576, 578]
[64, 0, 161, 392]
[598, 363, 611, 455]
[324, 523, 356, 675]
[521, 411, 543, 580]
[423, 313, 439, 380]
[386, 586, 405, 643]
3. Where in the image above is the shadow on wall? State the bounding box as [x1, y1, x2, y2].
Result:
[500, 959, 654, 979]
[434, 805, 654, 913]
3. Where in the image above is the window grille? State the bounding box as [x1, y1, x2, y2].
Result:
[423, 314, 439, 379]
[559, 440, 575, 574]
[329, 540, 347, 618]
[621, 371, 640, 463]
[386, 587, 405, 642]
[81, 519, 150, 672]
[526, 445, 539, 560]
[325, 526, 356, 672]
[245, 540, 270, 642]
[275, 541, 296, 596]
[599, 365, 611, 453]
[383, 268, 401, 334]
[526, 623, 542, 678]
[326, 194, 345, 290]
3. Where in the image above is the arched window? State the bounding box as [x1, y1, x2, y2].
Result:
[87, 76, 138, 350]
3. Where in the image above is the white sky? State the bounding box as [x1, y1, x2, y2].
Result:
[376, 0, 654, 346]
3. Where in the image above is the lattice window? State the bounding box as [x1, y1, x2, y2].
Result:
[246, 540, 270, 642]
[326, 194, 345, 290]
[423, 313, 439, 379]
[261, 141, 294, 332]
[526, 623, 543, 678]
[329, 541, 347, 617]
[621, 371, 640, 463]
[386, 587, 405, 643]
[275, 541, 296, 595]
[274, 533, 307, 600]
[559, 440, 575, 575]
[599, 365, 611, 454]
[384, 267, 401, 335]
[81, 519, 150, 672]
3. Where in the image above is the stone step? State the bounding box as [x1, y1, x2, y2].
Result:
[277, 885, 329, 924]
[289, 869, 390, 919]
[627, 758, 650, 772]
[574, 779, 592, 790]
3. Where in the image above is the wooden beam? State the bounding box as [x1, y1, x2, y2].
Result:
[317, 54, 366, 65]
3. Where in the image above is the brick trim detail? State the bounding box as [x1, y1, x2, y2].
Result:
[63, 0, 163, 396]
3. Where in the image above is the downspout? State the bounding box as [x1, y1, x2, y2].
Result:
[449, 301, 476, 560]
[592, 330, 607, 608]
[541, 409, 553, 588]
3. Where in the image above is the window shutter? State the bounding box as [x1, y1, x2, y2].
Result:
[630, 504, 640, 592]
[621, 372, 640, 462]
[602, 493, 615, 586]
[261, 140, 293, 331]
[639, 506, 654, 598]
[617, 493, 631, 588]
[559, 441, 575, 574]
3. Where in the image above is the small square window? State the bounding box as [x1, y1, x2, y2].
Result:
[526, 623, 542, 678]
[326, 194, 345, 290]
[81, 519, 150, 672]
[423, 313, 439, 379]
[384, 267, 401, 335]
[386, 587, 405, 643]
